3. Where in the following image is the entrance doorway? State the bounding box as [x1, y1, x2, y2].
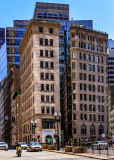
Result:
[45, 135, 53, 144]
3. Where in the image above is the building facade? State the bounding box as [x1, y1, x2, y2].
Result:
[18, 20, 61, 144]
[0, 28, 5, 48]
[33, 2, 69, 21]
[70, 24, 108, 143]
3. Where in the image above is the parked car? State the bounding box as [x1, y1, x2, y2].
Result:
[27, 142, 42, 152]
[0, 142, 8, 151]
[91, 141, 108, 150]
[19, 142, 27, 150]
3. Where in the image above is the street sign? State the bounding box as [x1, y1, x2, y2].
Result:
[5, 116, 8, 120]
[32, 134, 36, 138]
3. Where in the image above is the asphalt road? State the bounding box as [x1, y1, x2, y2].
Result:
[0, 150, 98, 160]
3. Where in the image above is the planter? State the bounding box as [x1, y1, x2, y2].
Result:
[72, 147, 86, 153]
[48, 145, 55, 150]
[65, 146, 73, 152]
[42, 145, 49, 149]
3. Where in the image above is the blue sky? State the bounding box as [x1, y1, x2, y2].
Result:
[0, 0, 114, 39]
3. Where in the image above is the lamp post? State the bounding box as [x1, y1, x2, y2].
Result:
[54, 112, 61, 150]
[31, 120, 37, 142]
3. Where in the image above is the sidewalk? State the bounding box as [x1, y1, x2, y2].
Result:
[43, 149, 114, 160]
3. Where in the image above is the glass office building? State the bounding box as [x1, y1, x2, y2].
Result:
[0, 42, 7, 82]
[0, 28, 5, 49]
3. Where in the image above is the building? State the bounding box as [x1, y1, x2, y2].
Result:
[6, 20, 29, 68]
[33, 2, 69, 21]
[108, 39, 114, 49]
[18, 20, 61, 144]
[0, 28, 5, 48]
[70, 24, 108, 143]
[0, 42, 7, 82]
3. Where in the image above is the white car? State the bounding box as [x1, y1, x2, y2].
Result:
[27, 142, 42, 152]
[0, 142, 8, 151]
[91, 141, 108, 150]
[19, 142, 27, 150]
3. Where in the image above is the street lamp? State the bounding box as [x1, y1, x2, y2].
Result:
[54, 112, 61, 150]
[31, 120, 37, 142]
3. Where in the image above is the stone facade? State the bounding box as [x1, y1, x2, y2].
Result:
[70, 24, 108, 143]
[18, 20, 61, 144]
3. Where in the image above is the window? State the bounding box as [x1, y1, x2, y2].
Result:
[79, 52, 82, 59]
[79, 63, 82, 70]
[46, 107, 50, 113]
[84, 114, 87, 120]
[83, 53, 86, 60]
[93, 85, 95, 92]
[89, 85, 91, 91]
[50, 73, 54, 80]
[89, 114, 92, 121]
[80, 73, 82, 80]
[41, 107, 45, 113]
[51, 107, 54, 114]
[97, 76, 100, 82]
[88, 64, 91, 71]
[51, 84, 54, 91]
[101, 76, 104, 83]
[80, 94, 83, 100]
[89, 95, 91, 101]
[93, 105, 96, 111]
[51, 96, 54, 102]
[49, 28, 53, 34]
[46, 96, 49, 102]
[40, 72, 44, 79]
[41, 84, 44, 91]
[92, 55, 95, 62]
[88, 54, 91, 61]
[93, 95, 95, 101]
[93, 114, 96, 121]
[102, 106, 104, 112]
[93, 75, 95, 82]
[99, 125, 104, 135]
[101, 66, 103, 73]
[74, 128, 76, 134]
[98, 115, 100, 121]
[46, 73, 49, 79]
[80, 83, 82, 90]
[80, 114, 83, 120]
[40, 61, 43, 68]
[50, 51, 53, 57]
[50, 39, 53, 46]
[72, 41, 75, 47]
[73, 114, 76, 120]
[97, 86, 100, 92]
[45, 50, 48, 57]
[50, 62, 54, 69]
[40, 38, 43, 45]
[40, 50, 43, 56]
[84, 104, 87, 111]
[73, 104, 76, 110]
[83, 64, 86, 70]
[97, 66, 100, 72]
[92, 65, 95, 72]
[84, 94, 86, 101]
[41, 95, 44, 102]
[72, 33, 75, 38]
[84, 84, 86, 91]
[101, 86, 104, 93]
[73, 93, 76, 100]
[89, 75, 91, 81]
[98, 96, 100, 102]
[97, 56, 99, 62]
[80, 104, 83, 111]
[90, 125, 95, 135]
[39, 27, 43, 33]
[73, 83, 76, 90]
[98, 106, 100, 112]
[101, 57, 103, 63]
[81, 124, 86, 135]
[45, 39, 48, 45]
[84, 74, 86, 80]
[89, 105, 92, 111]
[72, 52, 75, 59]
[72, 72, 75, 79]
[42, 119, 55, 129]
[46, 84, 49, 91]
[72, 62, 75, 69]
[101, 96, 104, 102]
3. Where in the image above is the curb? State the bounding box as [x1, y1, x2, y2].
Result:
[43, 149, 110, 160]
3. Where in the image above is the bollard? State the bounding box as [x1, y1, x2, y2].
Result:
[99, 144, 101, 155]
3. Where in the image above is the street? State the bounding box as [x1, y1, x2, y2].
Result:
[0, 150, 98, 160]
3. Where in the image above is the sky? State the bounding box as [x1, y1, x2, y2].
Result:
[0, 0, 114, 39]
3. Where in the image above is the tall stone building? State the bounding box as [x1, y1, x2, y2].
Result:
[18, 20, 61, 144]
[70, 24, 108, 143]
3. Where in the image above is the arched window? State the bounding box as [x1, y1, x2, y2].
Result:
[99, 125, 104, 135]
[79, 52, 82, 59]
[90, 125, 95, 135]
[83, 53, 86, 60]
[81, 124, 86, 135]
